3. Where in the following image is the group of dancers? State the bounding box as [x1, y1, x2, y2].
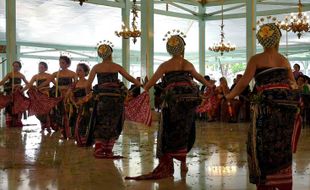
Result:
[0, 22, 302, 189]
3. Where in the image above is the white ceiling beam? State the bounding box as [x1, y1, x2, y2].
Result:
[169, 2, 199, 16]
[86, 0, 125, 8]
[152, 0, 201, 7]
[257, 2, 310, 6]
[154, 8, 198, 20]
[21, 49, 57, 55]
[63, 50, 93, 58]
[135, 5, 198, 20]
[169, 0, 201, 6]
[203, 0, 245, 7]
[207, 4, 245, 16]
[206, 4, 310, 20]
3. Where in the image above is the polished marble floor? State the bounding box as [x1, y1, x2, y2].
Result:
[0, 114, 309, 190]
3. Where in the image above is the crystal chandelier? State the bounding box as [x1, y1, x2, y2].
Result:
[115, 0, 141, 44]
[209, 4, 236, 55]
[278, 0, 310, 39]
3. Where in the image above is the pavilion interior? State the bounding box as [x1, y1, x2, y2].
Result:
[0, 0, 310, 190]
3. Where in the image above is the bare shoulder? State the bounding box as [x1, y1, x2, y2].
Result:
[19, 72, 26, 78]
[159, 61, 169, 68]
[247, 54, 262, 66]
[184, 59, 193, 66]
[52, 71, 58, 76]
[183, 59, 195, 70]
[278, 53, 291, 68]
[69, 69, 77, 75]
[45, 73, 52, 77]
[278, 53, 289, 62]
[157, 61, 169, 72]
[32, 74, 38, 79]
[250, 53, 263, 60]
[112, 62, 122, 69]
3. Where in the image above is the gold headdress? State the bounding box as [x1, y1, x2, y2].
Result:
[256, 16, 282, 48]
[163, 29, 186, 55]
[96, 40, 114, 60]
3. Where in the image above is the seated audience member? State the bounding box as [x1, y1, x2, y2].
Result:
[293, 63, 303, 80]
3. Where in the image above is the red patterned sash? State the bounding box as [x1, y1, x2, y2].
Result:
[0, 94, 11, 109]
[12, 90, 30, 114]
[256, 84, 290, 92]
[165, 81, 193, 90]
[125, 92, 152, 126]
[98, 82, 119, 88]
[27, 88, 62, 116]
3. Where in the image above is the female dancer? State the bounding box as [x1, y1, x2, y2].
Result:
[88, 42, 140, 158]
[67, 63, 92, 146]
[39, 56, 77, 138]
[216, 77, 239, 122]
[125, 33, 213, 180]
[0, 61, 28, 127]
[25, 62, 58, 132]
[196, 79, 217, 122]
[225, 23, 299, 190]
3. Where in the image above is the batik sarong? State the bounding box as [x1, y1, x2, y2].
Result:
[91, 73, 127, 158]
[248, 67, 300, 189]
[126, 71, 201, 180]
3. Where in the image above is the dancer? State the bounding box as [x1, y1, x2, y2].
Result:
[67, 63, 92, 146]
[25, 61, 59, 132]
[125, 32, 213, 180]
[88, 41, 140, 158]
[39, 55, 77, 138]
[0, 61, 29, 127]
[225, 23, 299, 190]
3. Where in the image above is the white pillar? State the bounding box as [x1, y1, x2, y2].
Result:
[141, 0, 154, 107]
[5, 0, 17, 72]
[121, 0, 130, 85]
[199, 6, 206, 75]
[246, 0, 257, 61]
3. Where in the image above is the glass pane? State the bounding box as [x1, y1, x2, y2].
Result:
[0, 0, 5, 41]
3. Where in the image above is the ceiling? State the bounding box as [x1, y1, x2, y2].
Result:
[0, 0, 310, 59]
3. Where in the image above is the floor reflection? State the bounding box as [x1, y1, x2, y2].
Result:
[0, 115, 309, 190]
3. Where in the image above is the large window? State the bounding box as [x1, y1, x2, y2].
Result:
[0, 0, 5, 41]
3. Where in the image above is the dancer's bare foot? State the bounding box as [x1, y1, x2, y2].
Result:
[125, 155, 174, 180]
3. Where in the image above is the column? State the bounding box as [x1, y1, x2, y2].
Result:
[141, 0, 154, 106]
[121, 0, 130, 84]
[199, 6, 206, 75]
[5, 0, 17, 72]
[246, 0, 257, 61]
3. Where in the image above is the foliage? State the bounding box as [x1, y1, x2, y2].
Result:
[230, 63, 246, 74]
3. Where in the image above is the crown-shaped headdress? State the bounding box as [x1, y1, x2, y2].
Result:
[96, 40, 114, 60]
[59, 51, 71, 58]
[163, 29, 186, 55]
[256, 16, 282, 48]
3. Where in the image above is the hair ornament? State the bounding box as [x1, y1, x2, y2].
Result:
[163, 29, 186, 55]
[96, 40, 114, 60]
[256, 16, 282, 48]
[162, 29, 186, 41]
[59, 51, 71, 58]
